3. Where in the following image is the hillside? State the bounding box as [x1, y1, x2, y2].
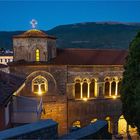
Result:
[1, 22, 140, 50]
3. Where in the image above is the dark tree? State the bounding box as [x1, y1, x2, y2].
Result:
[121, 31, 140, 134]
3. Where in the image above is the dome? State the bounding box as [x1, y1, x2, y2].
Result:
[13, 29, 57, 39]
[21, 29, 47, 37]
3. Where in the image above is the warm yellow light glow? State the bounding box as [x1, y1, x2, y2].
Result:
[73, 121, 81, 128]
[112, 95, 117, 99]
[36, 49, 40, 61]
[91, 118, 97, 123]
[118, 115, 137, 134]
[118, 115, 127, 134]
[83, 98, 88, 102]
[38, 85, 42, 96]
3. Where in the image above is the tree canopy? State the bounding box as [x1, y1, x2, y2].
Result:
[121, 31, 140, 134]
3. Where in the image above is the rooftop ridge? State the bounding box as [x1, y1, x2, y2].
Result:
[58, 48, 128, 51]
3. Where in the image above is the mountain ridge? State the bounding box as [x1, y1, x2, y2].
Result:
[1, 22, 140, 50]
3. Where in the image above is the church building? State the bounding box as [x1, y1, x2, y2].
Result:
[0, 26, 135, 136]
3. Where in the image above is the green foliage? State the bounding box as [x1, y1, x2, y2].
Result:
[121, 31, 140, 134]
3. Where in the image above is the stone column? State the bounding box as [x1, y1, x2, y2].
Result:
[115, 81, 119, 96]
[87, 82, 90, 98]
[109, 81, 112, 96]
[95, 81, 98, 97]
[80, 83, 83, 98]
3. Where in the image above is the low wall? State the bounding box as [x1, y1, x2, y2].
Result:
[0, 119, 58, 139]
[61, 120, 112, 139]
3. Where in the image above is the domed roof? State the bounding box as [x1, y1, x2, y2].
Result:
[13, 29, 56, 39]
[21, 29, 47, 37]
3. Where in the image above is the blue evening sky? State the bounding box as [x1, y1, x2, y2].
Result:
[0, 1, 140, 31]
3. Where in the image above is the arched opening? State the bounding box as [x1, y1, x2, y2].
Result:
[72, 121, 81, 128]
[90, 79, 95, 98]
[106, 117, 111, 133]
[118, 115, 127, 134]
[75, 79, 81, 99]
[118, 115, 137, 135]
[91, 118, 98, 123]
[111, 80, 116, 96]
[118, 81, 122, 96]
[105, 78, 109, 96]
[82, 80, 88, 98]
[36, 49, 40, 61]
[32, 76, 48, 95]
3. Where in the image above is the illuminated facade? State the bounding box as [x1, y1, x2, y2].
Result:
[0, 55, 13, 65]
[5, 29, 137, 136]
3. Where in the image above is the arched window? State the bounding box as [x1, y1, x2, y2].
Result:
[32, 76, 48, 95]
[118, 80, 122, 96]
[105, 78, 110, 96]
[75, 79, 81, 99]
[36, 49, 40, 61]
[111, 79, 116, 96]
[90, 79, 95, 98]
[72, 121, 81, 128]
[118, 115, 137, 135]
[82, 79, 88, 98]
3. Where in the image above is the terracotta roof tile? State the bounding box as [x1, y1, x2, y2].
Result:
[9, 48, 128, 66]
[0, 72, 25, 105]
[13, 29, 56, 39]
[50, 48, 128, 65]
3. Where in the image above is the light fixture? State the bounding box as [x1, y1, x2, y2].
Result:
[112, 95, 117, 99]
[83, 98, 88, 102]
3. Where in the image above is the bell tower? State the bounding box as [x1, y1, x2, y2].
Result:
[13, 20, 57, 62]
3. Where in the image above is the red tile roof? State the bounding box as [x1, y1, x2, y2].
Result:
[13, 29, 56, 39]
[50, 48, 128, 65]
[0, 71, 25, 105]
[9, 48, 128, 66]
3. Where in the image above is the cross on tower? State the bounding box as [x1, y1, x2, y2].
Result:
[30, 19, 38, 29]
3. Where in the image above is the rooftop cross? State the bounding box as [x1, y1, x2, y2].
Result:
[30, 19, 38, 29]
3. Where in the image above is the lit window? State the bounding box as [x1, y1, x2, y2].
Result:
[111, 81, 116, 96]
[105, 78, 110, 96]
[32, 76, 48, 94]
[90, 79, 95, 98]
[72, 121, 81, 128]
[75, 79, 81, 99]
[36, 49, 40, 61]
[118, 80, 122, 95]
[82, 79, 88, 98]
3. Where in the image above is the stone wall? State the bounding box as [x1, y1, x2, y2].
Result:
[67, 98, 122, 134]
[66, 65, 123, 134]
[13, 38, 56, 62]
[41, 96, 67, 135]
[9, 64, 124, 135]
[61, 120, 112, 139]
[9, 65, 67, 95]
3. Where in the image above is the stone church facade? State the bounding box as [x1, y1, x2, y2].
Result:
[8, 29, 128, 135]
